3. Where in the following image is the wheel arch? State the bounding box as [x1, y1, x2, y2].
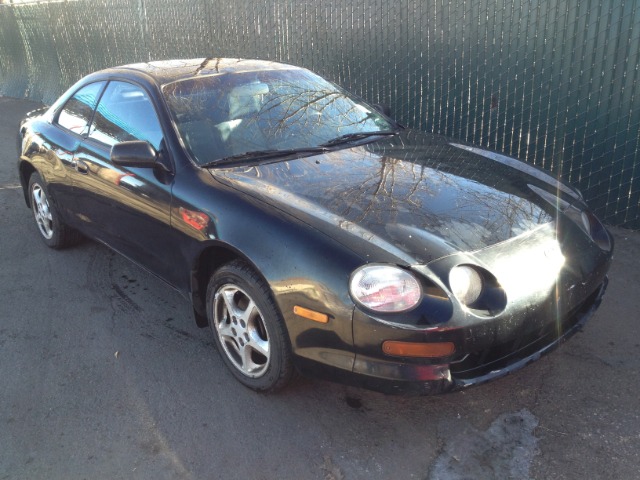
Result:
[18, 160, 36, 207]
[190, 242, 273, 328]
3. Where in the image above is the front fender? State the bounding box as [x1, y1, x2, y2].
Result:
[173, 168, 363, 373]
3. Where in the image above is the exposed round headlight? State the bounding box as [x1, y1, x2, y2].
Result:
[350, 265, 422, 313]
[449, 265, 483, 306]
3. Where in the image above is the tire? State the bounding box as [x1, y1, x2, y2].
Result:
[206, 260, 294, 392]
[28, 172, 81, 249]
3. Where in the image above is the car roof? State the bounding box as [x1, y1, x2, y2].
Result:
[106, 58, 304, 86]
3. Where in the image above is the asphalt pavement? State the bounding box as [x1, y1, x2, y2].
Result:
[1, 96, 639, 480]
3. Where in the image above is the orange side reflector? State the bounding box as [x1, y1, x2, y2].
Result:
[293, 306, 329, 324]
[179, 207, 209, 231]
[382, 341, 455, 358]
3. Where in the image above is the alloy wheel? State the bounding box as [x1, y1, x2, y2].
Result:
[31, 183, 54, 239]
[213, 284, 271, 378]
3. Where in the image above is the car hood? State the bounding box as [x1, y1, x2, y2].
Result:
[211, 130, 582, 264]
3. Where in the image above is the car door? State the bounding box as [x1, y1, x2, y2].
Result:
[71, 80, 181, 285]
[37, 81, 106, 223]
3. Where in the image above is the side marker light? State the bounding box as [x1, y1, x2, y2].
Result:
[293, 306, 329, 324]
[382, 341, 455, 358]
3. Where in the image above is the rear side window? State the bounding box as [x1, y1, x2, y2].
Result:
[89, 81, 163, 150]
[57, 82, 105, 135]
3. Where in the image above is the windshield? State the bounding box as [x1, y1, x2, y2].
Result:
[162, 68, 395, 165]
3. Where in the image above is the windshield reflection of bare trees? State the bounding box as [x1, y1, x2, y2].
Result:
[258, 85, 369, 136]
[164, 73, 384, 150]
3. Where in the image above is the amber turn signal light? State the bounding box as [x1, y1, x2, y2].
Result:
[293, 306, 329, 324]
[382, 340, 455, 358]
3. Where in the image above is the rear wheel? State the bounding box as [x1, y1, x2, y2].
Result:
[206, 260, 294, 392]
[28, 172, 80, 249]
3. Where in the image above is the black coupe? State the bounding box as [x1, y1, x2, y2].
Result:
[18, 58, 613, 394]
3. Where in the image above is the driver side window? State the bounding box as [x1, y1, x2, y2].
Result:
[57, 82, 105, 135]
[89, 81, 163, 150]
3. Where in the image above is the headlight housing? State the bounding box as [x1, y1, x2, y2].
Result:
[350, 265, 422, 313]
[581, 210, 612, 252]
[449, 265, 484, 306]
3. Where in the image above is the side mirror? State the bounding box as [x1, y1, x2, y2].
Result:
[111, 141, 158, 168]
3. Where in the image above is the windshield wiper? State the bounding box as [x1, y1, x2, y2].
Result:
[319, 130, 399, 147]
[200, 130, 399, 167]
[201, 146, 329, 168]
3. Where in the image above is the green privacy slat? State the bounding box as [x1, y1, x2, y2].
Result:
[1, 0, 638, 229]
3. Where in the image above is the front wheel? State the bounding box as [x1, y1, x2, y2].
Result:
[28, 172, 80, 249]
[206, 260, 294, 392]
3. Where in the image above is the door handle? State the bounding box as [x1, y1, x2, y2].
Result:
[75, 159, 89, 174]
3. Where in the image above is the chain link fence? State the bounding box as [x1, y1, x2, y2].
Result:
[1, 0, 638, 229]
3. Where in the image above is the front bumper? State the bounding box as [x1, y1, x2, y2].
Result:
[342, 277, 608, 395]
[291, 220, 612, 395]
